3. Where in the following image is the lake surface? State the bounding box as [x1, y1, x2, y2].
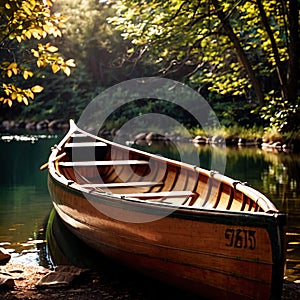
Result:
[0, 131, 299, 283]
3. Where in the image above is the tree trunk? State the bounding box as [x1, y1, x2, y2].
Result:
[211, 0, 265, 105]
[286, 0, 299, 103]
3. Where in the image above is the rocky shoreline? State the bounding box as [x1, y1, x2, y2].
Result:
[1, 248, 300, 300]
[0, 260, 300, 300]
[1, 119, 299, 152]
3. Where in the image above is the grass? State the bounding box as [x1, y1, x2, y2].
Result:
[190, 125, 265, 140]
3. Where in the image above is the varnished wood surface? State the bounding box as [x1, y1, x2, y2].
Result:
[47, 120, 286, 299]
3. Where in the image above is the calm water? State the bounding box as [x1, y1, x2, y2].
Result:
[0, 132, 61, 266]
[0, 132, 300, 282]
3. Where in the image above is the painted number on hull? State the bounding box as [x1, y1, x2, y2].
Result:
[225, 229, 256, 250]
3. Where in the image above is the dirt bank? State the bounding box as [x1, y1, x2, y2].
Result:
[0, 262, 300, 300]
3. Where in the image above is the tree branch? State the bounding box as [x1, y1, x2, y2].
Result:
[210, 0, 265, 105]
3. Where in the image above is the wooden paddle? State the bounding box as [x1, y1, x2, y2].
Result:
[40, 152, 66, 171]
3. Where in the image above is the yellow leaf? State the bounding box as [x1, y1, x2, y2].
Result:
[32, 31, 40, 39]
[23, 71, 28, 80]
[7, 70, 12, 77]
[23, 97, 29, 105]
[31, 49, 39, 58]
[63, 66, 71, 76]
[5, 3, 11, 9]
[8, 62, 17, 69]
[43, 24, 52, 34]
[25, 31, 32, 39]
[11, 92, 17, 100]
[65, 59, 76, 67]
[52, 64, 60, 73]
[27, 90, 34, 99]
[23, 70, 33, 80]
[47, 45, 58, 53]
[31, 85, 44, 93]
[8, 100, 13, 107]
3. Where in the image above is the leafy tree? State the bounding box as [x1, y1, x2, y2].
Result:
[53, 0, 156, 87]
[0, 0, 75, 107]
[109, 0, 299, 132]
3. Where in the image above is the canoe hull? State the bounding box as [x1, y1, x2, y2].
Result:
[48, 174, 285, 300]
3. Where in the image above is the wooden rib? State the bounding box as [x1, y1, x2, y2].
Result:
[226, 187, 234, 210]
[240, 194, 248, 211]
[212, 182, 223, 208]
[59, 160, 149, 167]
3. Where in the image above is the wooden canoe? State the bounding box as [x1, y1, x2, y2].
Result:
[46, 120, 286, 299]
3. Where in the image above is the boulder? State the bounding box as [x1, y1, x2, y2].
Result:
[48, 119, 68, 130]
[193, 135, 208, 144]
[36, 265, 88, 289]
[25, 122, 36, 131]
[36, 120, 49, 130]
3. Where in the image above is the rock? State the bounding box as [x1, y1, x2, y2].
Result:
[15, 120, 26, 129]
[36, 265, 89, 289]
[211, 135, 225, 145]
[0, 247, 11, 264]
[193, 135, 208, 144]
[133, 133, 147, 144]
[48, 119, 68, 130]
[238, 138, 259, 147]
[2, 120, 11, 130]
[36, 120, 49, 130]
[145, 132, 165, 143]
[25, 122, 36, 131]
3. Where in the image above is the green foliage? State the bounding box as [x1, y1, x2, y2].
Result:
[259, 94, 300, 132]
[109, 0, 299, 132]
[0, 0, 75, 107]
[1, 0, 298, 137]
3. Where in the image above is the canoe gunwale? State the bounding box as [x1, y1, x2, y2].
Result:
[49, 169, 285, 228]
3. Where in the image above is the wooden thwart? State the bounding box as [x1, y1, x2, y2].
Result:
[80, 181, 162, 188]
[64, 142, 107, 148]
[121, 191, 196, 198]
[59, 160, 149, 167]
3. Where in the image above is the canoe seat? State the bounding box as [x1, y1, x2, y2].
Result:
[59, 160, 149, 167]
[121, 191, 196, 199]
[64, 142, 107, 148]
[71, 133, 89, 138]
[80, 181, 163, 188]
